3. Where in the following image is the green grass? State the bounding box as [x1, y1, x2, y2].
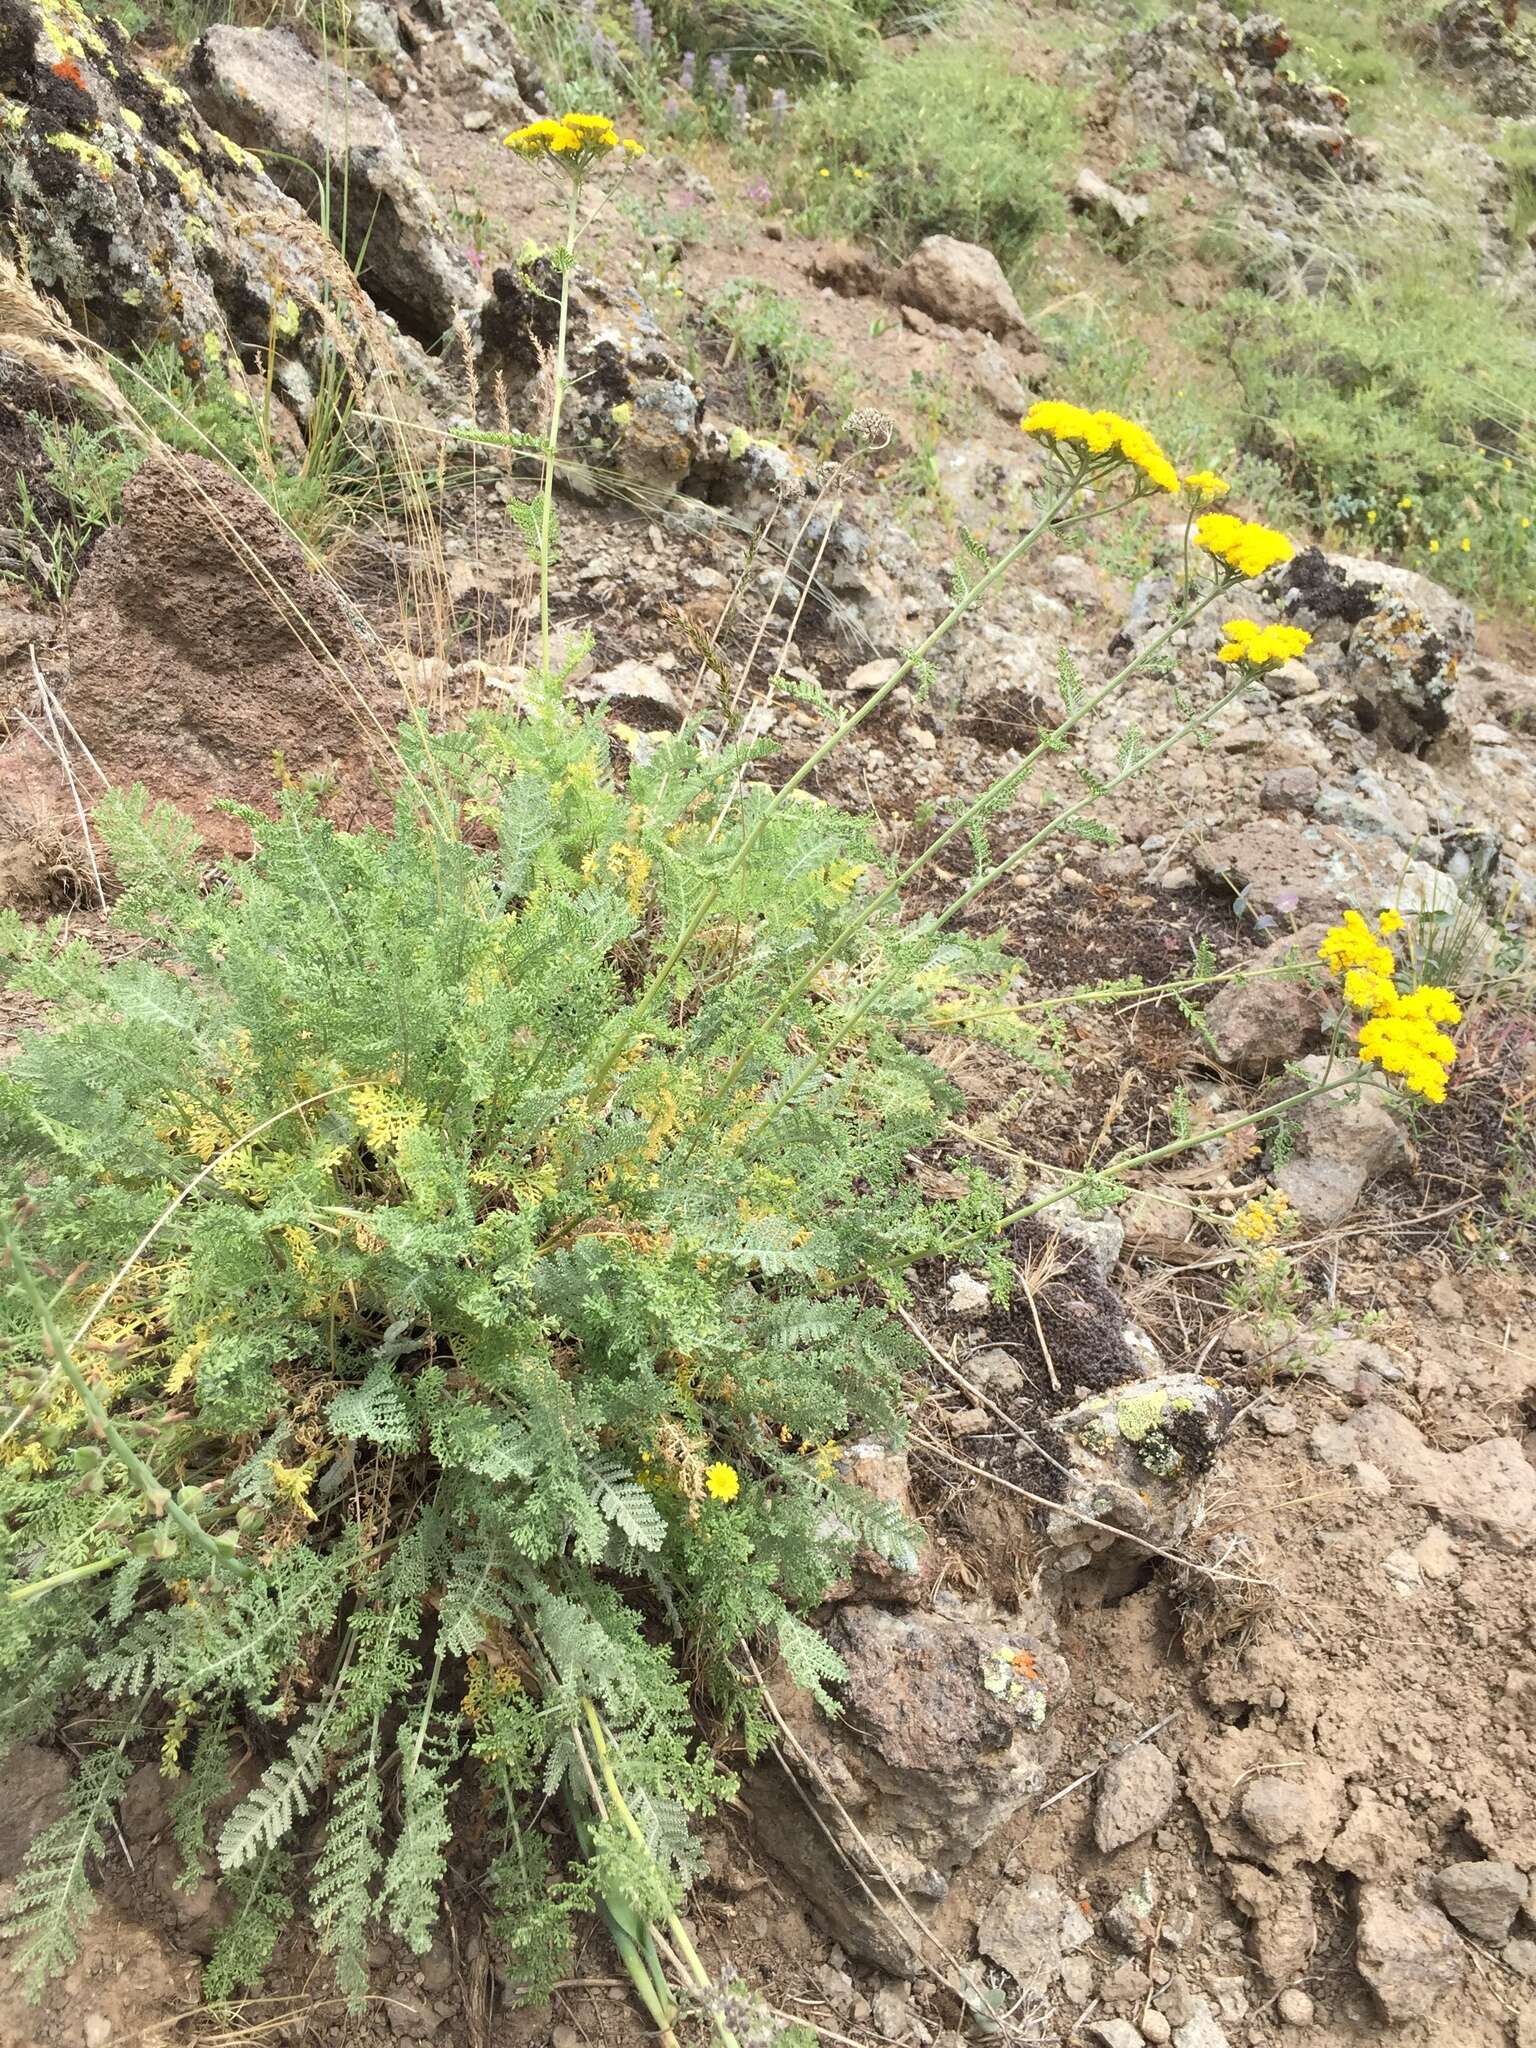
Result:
[783, 37, 1076, 269]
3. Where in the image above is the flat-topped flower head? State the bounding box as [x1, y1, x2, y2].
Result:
[1318, 909, 1461, 1104]
[504, 111, 643, 173]
[1195, 512, 1295, 580]
[1021, 402, 1179, 495]
[1184, 469, 1230, 502]
[1216, 618, 1312, 669]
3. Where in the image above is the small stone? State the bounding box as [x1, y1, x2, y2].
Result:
[1105, 1870, 1160, 1952]
[1094, 1744, 1180, 1853]
[1071, 166, 1149, 236]
[83, 2019, 113, 2048]
[1085, 2022, 1144, 2048]
[1504, 1938, 1536, 1979]
[1239, 1776, 1315, 1849]
[1260, 1401, 1298, 1437]
[946, 1270, 990, 1316]
[1277, 1987, 1314, 2027]
[1433, 1860, 1526, 1944]
[1260, 765, 1320, 812]
[1427, 1275, 1466, 1321]
[1059, 1952, 1094, 2002]
[462, 107, 493, 130]
[577, 659, 682, 731]
[1355, 1885, 1462, 2021]
[1140, 2015, 1172, 2046]
[1171, 1999, 1230, 2047]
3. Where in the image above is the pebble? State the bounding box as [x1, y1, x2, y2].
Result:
[1141, 2014, 1173, 2045]
[462, 107, 493, 130]
[1277, 1986, 1314, 2026]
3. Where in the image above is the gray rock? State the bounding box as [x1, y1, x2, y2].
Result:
[1277, 1987, 1314, 2026]
[1355, 1885, 1462, 2021]
[1331, 1403, 1536, 1552]
[1272, 1055, 1410, 1228]
[1433, 1859, 1526, 1943]
[187, 26, 476, 340]
[1085, 2022, 1145, 2048]
[1172, 2001, 1231, 2048]
[1260, 765, 1321, 813]
[575, 660, 683, 731]
[976, 1876, 1086, 1986]
[1095, 1746, 1179, 1853]
[893, 235, 1032, 339]
[746, 1607, 1067, 1972]
[1071, 167, 1150, 236]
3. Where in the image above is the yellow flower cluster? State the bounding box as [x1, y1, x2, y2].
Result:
[1318, 911, 1461, 1103]
[1317, 908, 1394, 977]
[1184, 469, 1230, 502]
[1217, 618, 1313, 668]
[504, 112, 643, 167]
[1020, 402, 1179, 495]
[1195, 514, 1295, 580]
[1356, 988, 1461, 1103]
[1229, 1187, 1292, 1246]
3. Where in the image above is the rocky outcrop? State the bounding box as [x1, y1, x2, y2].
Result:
[185, 25, 476, 344]
[0, 453, 387, 903]
[0, 0, 387, 413]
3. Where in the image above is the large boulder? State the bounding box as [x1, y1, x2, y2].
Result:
[0, 453, 389, 904]
[185, 24, 476, 343]
[745, 1604, 1068, 1971]
[892, 234, 1032, 340]
[0, 0, 385, 409]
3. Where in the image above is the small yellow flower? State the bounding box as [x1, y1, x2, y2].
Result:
[504, 111, 641, 171]
[1183, 469, 1229, 502]
[1429, 538, 1440, 553]
[817, 165, 830, 177]
[1378, 908, 1404, 936]
[1366, 509, 1377, 524]
[705, 1461, 740, 1502]
[1523, 518, 1532, 530]
[1399, 495, 1413, 509]
[1460, 536, 1471, 552]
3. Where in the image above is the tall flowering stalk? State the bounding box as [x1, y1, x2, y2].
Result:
[502, 114, 643, 681]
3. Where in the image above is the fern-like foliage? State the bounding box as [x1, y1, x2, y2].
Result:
[0, 685, 1016, 2006]
[0, 1745, 132, 1995]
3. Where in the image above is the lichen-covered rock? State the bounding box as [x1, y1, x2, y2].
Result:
[1117, 6, 1372, 189]
[185, 24, 475, 343]
[1041, 1373, 1234, 1587]
[0, 0, 381, 404]
[1433, 0, 1536, 115]
[1279, 548, 1473, 751]
[745, 1603, 1067, 1971]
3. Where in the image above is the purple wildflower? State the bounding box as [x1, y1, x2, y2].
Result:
[679, 48, 696, 91]
[770, 86, 788, 127]
[708, 53, 729, 94]
[631, 0, 653, 53]
[731, 80, 747, 123]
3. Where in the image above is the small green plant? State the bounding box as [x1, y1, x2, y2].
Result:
[786, 39, 1075, 266]
[6, 418, 141, 600]
[705, 280, 858, 445]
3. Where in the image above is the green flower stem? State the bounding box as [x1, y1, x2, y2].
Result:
[583, 474, 1089, 1098]
[536, 182, 583, 683]
[683, 573, 1238, 1143]
[7, 1551, 130, 1605]
[4, 1228, 252, 1582]
[960, 1065, 1365, 1254]
[580, 1699, 742, 2048]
